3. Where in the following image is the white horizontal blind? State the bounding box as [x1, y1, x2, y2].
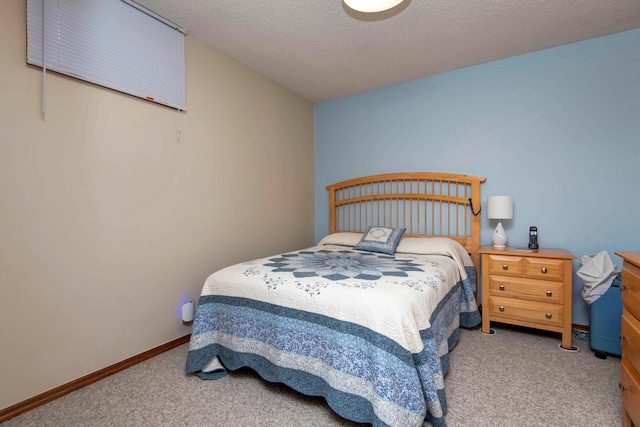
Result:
[27, 0, 186, 110]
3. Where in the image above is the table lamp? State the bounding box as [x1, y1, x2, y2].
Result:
[487, 196, 513, 249]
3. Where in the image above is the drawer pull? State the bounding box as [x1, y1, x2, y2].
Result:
[620, 383, 627, 392]
[621, 335, 628, 343]
[499, 306, 505, 312]
[502, 264, 509, 270]
[499, 285, 505, 291]
[546, 291, 553, 297]
[541, 267, 548, 274]
[621, 285, 628, 292]
[545, 313, 552, 319]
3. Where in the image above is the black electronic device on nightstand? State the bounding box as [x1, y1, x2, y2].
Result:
[528, 226, 538, 249]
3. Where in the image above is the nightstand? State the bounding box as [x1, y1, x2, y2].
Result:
[479, 246, 577, 349]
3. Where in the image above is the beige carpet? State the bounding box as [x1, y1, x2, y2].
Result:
[3, 325, 621, 427]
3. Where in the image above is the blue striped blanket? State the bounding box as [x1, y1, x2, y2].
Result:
[186, 235, 480, 427]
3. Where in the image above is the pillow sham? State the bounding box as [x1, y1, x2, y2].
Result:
[354, 226, 405, 255]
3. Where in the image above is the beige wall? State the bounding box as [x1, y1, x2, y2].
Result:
[0, 0, 314, 410]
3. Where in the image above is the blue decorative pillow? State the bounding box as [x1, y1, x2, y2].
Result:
[354, 226, 406, 255]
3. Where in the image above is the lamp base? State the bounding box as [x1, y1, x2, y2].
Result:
[492, 221, 507, 249]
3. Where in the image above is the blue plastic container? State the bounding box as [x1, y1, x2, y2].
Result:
[589, 275, 622, 358]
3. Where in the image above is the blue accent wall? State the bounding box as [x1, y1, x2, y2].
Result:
[314, 28, 640, 326]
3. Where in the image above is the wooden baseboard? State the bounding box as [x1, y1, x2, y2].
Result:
[0, 334, 191, 423]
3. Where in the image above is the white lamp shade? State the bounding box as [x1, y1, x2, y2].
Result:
[487, 196, 513, 220]
[343, 0, 405, 13]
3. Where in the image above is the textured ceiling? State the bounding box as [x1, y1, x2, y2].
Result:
[135, 0, 640, 102]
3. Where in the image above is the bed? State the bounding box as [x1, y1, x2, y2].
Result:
[186, 172, 486, 427]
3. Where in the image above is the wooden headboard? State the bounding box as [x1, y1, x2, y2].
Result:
[326, 172, 486, 268]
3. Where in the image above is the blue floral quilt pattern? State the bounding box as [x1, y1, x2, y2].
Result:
[264, 249, 424, 281]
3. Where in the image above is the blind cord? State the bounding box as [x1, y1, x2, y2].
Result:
[41, 0, 47, 117]
[176, 30, 182, 142]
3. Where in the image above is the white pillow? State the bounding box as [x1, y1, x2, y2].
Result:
[317, 232, 364, 247]
[396, 237, 472, 263]
[319, 233, 472, 263]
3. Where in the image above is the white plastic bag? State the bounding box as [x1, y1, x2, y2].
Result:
[578, 250, 619, 305]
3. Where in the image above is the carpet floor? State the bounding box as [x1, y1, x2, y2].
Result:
[3, 324, 621, 427]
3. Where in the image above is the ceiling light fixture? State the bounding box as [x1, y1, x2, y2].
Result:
[343, 0, 405, 13]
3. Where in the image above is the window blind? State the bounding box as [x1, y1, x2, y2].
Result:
[27, 0, 186, 111]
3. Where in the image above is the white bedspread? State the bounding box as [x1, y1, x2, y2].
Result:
[186, 235, 480, 427]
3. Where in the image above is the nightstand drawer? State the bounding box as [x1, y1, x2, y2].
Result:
[486, 255, 565, 281]
[488, 275, 563, 304]
[525, 257, 564, 281]
[621, 356, 640, 426]
[489, 296, 563, 328]
[622, 309, 640, 375]
[486, 255, 525, 277]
